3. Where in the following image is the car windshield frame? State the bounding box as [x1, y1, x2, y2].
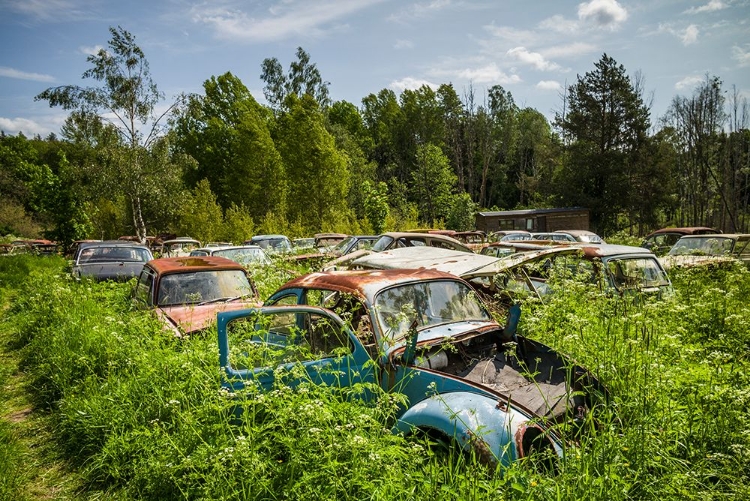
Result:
[332, 236, 357, 254]
[605, 257, 671, 291]
[371, 235, 394, 252]
[157, 269, 253, 306]
[668, 236, 735, 256]
[77, 246, 152, 264]
[212, 247, 270, 266]
[372, 279, 491, 343]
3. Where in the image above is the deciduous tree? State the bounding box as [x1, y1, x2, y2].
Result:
[35, 26, 178, 242]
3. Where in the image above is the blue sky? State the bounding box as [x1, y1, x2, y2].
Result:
[1, 0, 748, 137]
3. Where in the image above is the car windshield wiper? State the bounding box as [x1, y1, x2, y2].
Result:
[198, 295, 245, 305]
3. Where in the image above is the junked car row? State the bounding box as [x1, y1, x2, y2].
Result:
[58, 225, 746, 472]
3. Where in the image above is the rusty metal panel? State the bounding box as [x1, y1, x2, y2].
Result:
[351, 247, 499, 277]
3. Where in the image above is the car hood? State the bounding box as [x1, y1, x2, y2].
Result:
[462, 247, 581, 279]
[659, 254, 736, 270]
[73, 262, 146, 281]
[158, 300, 261, 336]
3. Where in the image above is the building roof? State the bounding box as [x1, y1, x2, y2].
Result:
[477, 207, 589, 217]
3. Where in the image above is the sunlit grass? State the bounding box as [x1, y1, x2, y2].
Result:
[1, 255, 749, 499]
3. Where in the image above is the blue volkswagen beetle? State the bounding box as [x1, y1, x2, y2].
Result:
[218, 269, 601, 469]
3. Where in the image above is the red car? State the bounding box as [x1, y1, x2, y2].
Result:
[133, 256, 259, 336]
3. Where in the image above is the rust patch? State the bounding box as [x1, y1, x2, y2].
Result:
[148, 256, 245, 275]
[278, 269, 460, 300]
[466, 429, 496, 465]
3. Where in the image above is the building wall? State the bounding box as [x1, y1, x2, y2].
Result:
[476, 209, 590, 233]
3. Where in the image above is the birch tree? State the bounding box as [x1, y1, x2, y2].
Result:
[35, 26, 178, 242]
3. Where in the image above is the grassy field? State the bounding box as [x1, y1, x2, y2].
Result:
[0, 254, 748, 500]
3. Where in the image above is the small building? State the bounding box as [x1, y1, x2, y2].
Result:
[476, 208, 590, 233]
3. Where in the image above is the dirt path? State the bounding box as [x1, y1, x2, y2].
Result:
[0, 306, 82, 500]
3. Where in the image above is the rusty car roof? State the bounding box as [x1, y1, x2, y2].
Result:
[276, 268, 466, 301]
[351, 247, 499, 276]
[645, 227, 721, 237]
[674, 233, 749, 240]
[146, 256, 246, 275]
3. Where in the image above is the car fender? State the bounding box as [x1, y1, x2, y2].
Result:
[393, 391, 561, 467]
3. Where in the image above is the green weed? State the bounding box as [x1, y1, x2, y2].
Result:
[1, 256, 749, 499]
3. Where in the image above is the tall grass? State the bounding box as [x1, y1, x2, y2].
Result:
[2, 256, 749, 499]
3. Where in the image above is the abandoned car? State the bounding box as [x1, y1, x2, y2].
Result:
[189, 245, 271, 267]
[71, 241, 153, 282]
[159, 237, 201, 258]
[370, 232, 473, 253]
[350, 245, 672, 306]
[553, 230, 605, 244]
[659, 234, 750, 269]
[218, 269, 603, 469]
[641, 227, 721, 256]
[133, 256, 259, 336]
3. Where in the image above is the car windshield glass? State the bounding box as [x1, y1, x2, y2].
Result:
[371, 235, 394, 252]
[254, 238, 290, 251]
[373, 280, 490, 343]
[669, 237, 734, 256]
[157, 270, 252, 306]
[606, 258, 670, 290]
[500, 233, 531, 241]
[578, 235, 602, 243]
[78, 246, 151, 263]
[332, 236, 356, 254]
[213, 248, 270, 265]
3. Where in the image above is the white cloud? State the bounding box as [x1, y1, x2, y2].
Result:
[506, 47, 561, 71]
[684, 1, 727, 14]
[577, 0, 628, 30]
[389, 77, 438, 92]
[536, 80, 562, 91]
[79, 45, 104, 56]
[675, 75, 704, 91]
[541, 42, 598, 59]
[681, 24, 699, 45]
[388, 0, 455, 23]
[481, 24, 537, 46]
[538, 14, 580, 35]
[0, 66, 55, 82]
[394, 39, 414, 50]
[732, 45, 750, 67]
[191, 0, 387, 42]
[658, 23, 700, 46]
[6, 0, 98, 22]
[0, 115, 65, 136]
[454, 63, 522, 84]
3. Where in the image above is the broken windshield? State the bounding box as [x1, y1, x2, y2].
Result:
[373, 280, 490, 343]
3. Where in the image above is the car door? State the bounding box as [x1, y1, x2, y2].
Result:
[218, 306, 376, 394]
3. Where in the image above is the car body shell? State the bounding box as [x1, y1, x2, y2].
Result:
[641, 227, 721, 256]
[189, 245, 271, 267]
[71, 241, 153, 282]
[531, 232, 578, 243]
[370, 232, 473, 253]
[160, 238, 201, 258]
[490, 230, 533, 242]
[243, 234, 293, 253]
[218, 269, 602, 468]
[553, 230, 605, 244]
[314, 233, 349, 250]
[659, 233, 750, 269]
[133, 256, 260, 336]
[350, 245, 672, 303]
